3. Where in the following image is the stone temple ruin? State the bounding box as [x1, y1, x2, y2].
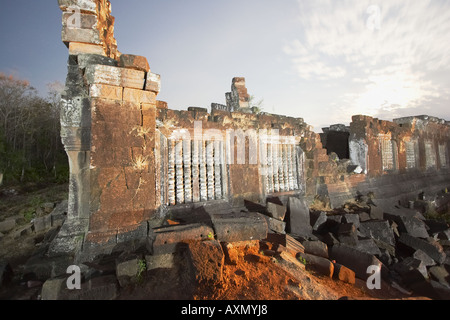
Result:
[21, 0, 449, 299]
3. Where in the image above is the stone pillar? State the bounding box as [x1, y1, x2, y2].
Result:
[168, 140, 176, 206]
[183, 139, 192, 203]
[206, 141, 215, 200]
[199, 140, 208, 202]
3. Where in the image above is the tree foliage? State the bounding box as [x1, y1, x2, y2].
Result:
[0, 73, 68, 185]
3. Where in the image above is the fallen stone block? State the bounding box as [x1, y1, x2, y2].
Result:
[398, 234, 446, 264]
[302, 240, 329, 259]
[222, 243, 239, 265]
[210, 211, 267, 243]
[359, 220, 396, 246]
[145, 253, 176, 271]
[385, 214, 429, 238]
[343, 214, 360, 229]
[413, 250, 436, 267]
[393, 257, 429, 285]
[119, 54, 150, 72]
[40, 278, 66, 300]
[0, 219, 16, 233]
[429, 280, 450, 300]
[337, 223, 358, 246]
[265, 233, 305, 255]
[186, 240, 224, 285]
[310, 211, 327, 233]
[287, 197, 312, 237]
[369, 204, 384, 220]
[279, 251, 305, 271]
[266, 201, 286, 221]
[329, 244, 386, 281]
[149, 223, 214, 255]
[333, 263, 356, 285]
[325, 214, 342, 233]
[116, 257, 144, 288]
[262, 215, 286, 234]
[321, 232, 340, 247]
[354, 239, 381, 256]
[438, 229, 450, 241]
[424, 220, 449, 236]
[429, 265, 450, 288]
[358, 212, 371, 222]
[297, 252, 334, 278]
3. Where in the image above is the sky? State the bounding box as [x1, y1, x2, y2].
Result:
[1, 0, 449, 132]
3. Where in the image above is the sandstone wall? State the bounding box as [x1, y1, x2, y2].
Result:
[53, 0, 450, 256]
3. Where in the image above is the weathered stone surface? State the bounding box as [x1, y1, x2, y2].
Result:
[337, 223, 358, 246]
[266, 201, 287, 221]
[392, 257, 429, 285]
[424, 219, 448, 235]
[89, 83, 123, 100]
[62, 27, 102, 45]
[265, 233, 305, 255]
[310, 211, 327, 232]
[359, 220, 395, 246]
[85, 64, 145, 90]
[297, 252, 334, 278]
[354, 239, 382, 256]
[302, 240, 329, 259]
[149, 223, 214, 255]
[119, 54, 150, 72]
[321, 232, 340, 247]
[58, 0, 98, 14]
[369, 204, 384, 220]
[398, 234, 446, 264]
[262, 215, 286, 234]
[145, 73, 161, 94]
[385, 214, 429, 238]
[210, 211, 267, 243]
[116, 257, 142, 287]
[123, 88, 156, 104]
[41, 278, 66, 300]
[287, 197, 312, 237]
[69, 42, 105, 55]
[333, 263, 356, 285]
[329, 244, 386, 280]
[33, 215, 52, 233]
[438, 229, 450, 241]
[145, 254, 175, 271]
[0, 219, 15, 233]
[413, 249, 436, 267]
[429, 265, 450, 287]
[186, 240, 224, 285]
[343, 214, 360, 228]
[279, 251, 306, 271]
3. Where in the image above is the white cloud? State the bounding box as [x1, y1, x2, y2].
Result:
[284, 0, 450, 123]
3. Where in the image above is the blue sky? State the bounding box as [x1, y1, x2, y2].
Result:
[1, 0, 449, 132]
